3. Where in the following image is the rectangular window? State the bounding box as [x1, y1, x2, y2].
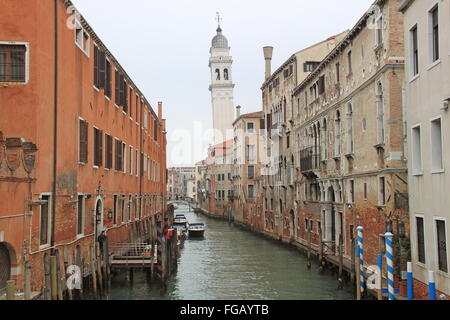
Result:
[247, 122, 254, 133]
[115, 70, 120, 106]
[122, 142, 127, 174]
[105, 134, 113, 169]
[436, 219, 448, 272]
[248, 165, 255, 179]
[77, 194, 84, 235]
[113, 195, 118, 225]
[376, 17, 383, 46]
[154, 118, 158, 141]
[39, 195, 51, 246]
[347, 51, 352, 74]
[93, 127, 103, 167]
[379, 177, 386, 206]
[416, 216, 426, 264]
[248, 185, 255, 199]
[363, 183, 368, 200]
[129, 146, 133, 175]
[121, 196, 126, 223]
[0, 44, 26, 82]
[430, 6, 439, 62]
[135, 150, 139, 176]
[431, 118, 443, 172]
[75, 22, 90, 55]
[411, 25, 419, 76]
[349, 180, 355, 203]
[336, 63, 340, 83]
[105, 59, 112, 98]
[412, 125, 422, 174]
[114, 139, 123, 171]
[247, 145, 255, 162]
[79, 119, 88, 164]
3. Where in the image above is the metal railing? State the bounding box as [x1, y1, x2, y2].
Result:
[300, 147, 320, 172]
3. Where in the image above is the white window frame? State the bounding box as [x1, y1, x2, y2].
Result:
[411, 123, 423, 175]
[77, 193, 85, 237]
[39, 192, 52, 249]
[430, 116, 444, 173]
[136, 150, 139, 177]
[74, 20, 90, 57]
[378, 175, 386, 206]
[0, 41, 31, 84]
[129, 146, 133, 175]
[433, 216, 449, 274]
[409, 24, 420, 80]
[427, 3, 440, 67]
[122, 142, 127, 174]
[78, 117, 87, 165]
[415, 214, 427, 267]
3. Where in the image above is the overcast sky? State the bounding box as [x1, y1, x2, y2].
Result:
[72, 0, 375, 167]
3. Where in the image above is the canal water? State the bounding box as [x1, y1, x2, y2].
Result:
[108, 204, 354, 300]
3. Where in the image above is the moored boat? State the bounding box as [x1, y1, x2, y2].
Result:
[188, 223, 205, 238]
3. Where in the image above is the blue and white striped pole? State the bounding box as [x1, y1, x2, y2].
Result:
[385, 232, 395, 300]
[378, 254, 383, 300]
[357, 226, 364, 293]
[429, 271, 436, 300]
[407, 262, 414, 300]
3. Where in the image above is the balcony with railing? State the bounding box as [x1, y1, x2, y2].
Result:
[300, 147, 320, 177]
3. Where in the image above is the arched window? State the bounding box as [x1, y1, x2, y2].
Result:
[224, 69, 229, 80]
[215, 69, 220, 80]
[335, 110, 341, 156]
[347, 103, 354, 153]
[322, 118, 328, 160]
[376, 81, 384, 144]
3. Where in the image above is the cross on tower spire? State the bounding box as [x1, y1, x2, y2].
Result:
[216, 12, 222, 32]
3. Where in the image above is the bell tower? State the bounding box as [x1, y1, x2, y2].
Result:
[209, 14, 235, 145]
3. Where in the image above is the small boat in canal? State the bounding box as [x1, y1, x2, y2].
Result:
[188, 223, 205, 238]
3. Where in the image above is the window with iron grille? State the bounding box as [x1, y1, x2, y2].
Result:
[436, 219, 448, 273]
[40, 195, 51, 246]
[0, 44, 26, 83]
[416, 216, 426, 264]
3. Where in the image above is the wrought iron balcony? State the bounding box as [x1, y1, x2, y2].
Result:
[300, 147, 320, 173]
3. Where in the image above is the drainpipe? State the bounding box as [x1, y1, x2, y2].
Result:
[50, 0, 59, 254]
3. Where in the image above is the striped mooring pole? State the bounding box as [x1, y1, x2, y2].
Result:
[377, 254, 383, 300]
[429, 271, 436, 300]
[357, 226, 364, 293]
[407, 262, 414, 300]
[385, 232, 395, 300]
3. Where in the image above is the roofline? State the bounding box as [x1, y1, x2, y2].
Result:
[398, 0, 414, 12]
[62, 0, 159, 120]
[292, 0, 387, 96]
[261, 30, 349, 89]
[232, 111, 264, 126]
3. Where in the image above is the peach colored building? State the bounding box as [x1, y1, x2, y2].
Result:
[0, 0, 167, 298]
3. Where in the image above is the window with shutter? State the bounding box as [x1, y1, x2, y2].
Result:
[93, 128, 103, 167]
[154, 118, 158, 141]
[93, 46, 99, 88]
[123, 80, 128, 113]
[99, 50, 106, 89]
[105, 60, 112, 98]
[119, 74, 125, 107]
[115, 70, 119, 106]
[79, 119, 88, 164]
[105, 134, 113, 169]
[318, 75, 325, 95]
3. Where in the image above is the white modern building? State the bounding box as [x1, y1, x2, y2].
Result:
[209, 22, 235, 145]
[400, 0, 450, 299]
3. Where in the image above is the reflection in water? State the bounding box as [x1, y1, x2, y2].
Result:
[109, 205, 354, 300]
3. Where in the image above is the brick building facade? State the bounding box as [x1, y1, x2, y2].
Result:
[0, 0, 167, 297]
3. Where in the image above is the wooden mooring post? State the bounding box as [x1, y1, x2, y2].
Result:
[50, 255, 58, 300]
[90, 245, 97, 296]
[6, 280, 15, 300]
[338, 234, 344, 289]
[318, 226, 324, 272]
[307, 226, 312, 269]
[24, 260, 31, 300]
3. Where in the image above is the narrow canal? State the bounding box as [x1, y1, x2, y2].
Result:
[108, 204, 354, 300]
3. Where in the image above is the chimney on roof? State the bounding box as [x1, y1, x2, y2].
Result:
[263, 46, 274, 80]
[236, 105, 241, 119]
[158, 101, 163, 120]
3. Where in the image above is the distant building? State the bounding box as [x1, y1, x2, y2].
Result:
[400, 0, 450, 299]
[167, 167, 195, 201]
[232, 108, 265, 230]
